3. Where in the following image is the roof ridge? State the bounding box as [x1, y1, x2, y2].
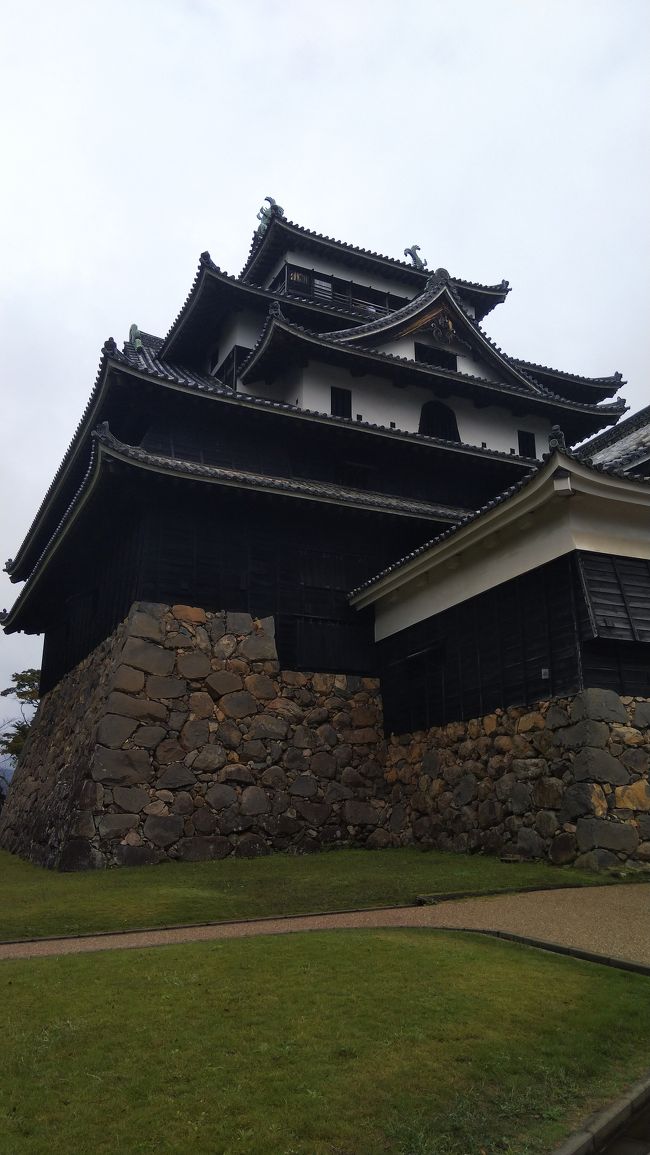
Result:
[512, 355, 624, 386]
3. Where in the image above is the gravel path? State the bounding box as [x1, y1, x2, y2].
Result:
[1, 883, 649, 964]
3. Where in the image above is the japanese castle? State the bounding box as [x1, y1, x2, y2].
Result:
[3, 199, 648, 729]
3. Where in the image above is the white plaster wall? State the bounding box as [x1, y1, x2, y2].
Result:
[238, 365, 302, 406]
[300, 361, 438, 430]
[452, 397, 552, 457]
[212, 310, 264, 374]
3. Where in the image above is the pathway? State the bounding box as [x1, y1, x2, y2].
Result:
[1, 882, 649, 966]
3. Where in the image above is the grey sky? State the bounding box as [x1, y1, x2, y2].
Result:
[1, 0, 648, 704]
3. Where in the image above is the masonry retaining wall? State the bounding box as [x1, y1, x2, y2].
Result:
[1, 601, 649, 870]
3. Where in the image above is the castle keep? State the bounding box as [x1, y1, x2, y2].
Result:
[3, 200, 650, 870]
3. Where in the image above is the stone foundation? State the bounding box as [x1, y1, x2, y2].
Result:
[386, 692, 650, 870]
[0, 603, 386, 868]
[2, 600, 649, 870]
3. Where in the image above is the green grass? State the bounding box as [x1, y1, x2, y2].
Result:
[0, 845, 608, 941]
[3, 929, 650, 1154]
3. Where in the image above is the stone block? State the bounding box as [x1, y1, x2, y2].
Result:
[188, 691, 215, 718]
[220, 764, 254, 784]
[132, 724, 167, 749]
[122, 637, 175, 677]
[570, 688, 627, 724]
[172, 604, 206, 623]
[155, 738, 185, 765]
[559, 782, 607, 822]
[573, 747, 629, 785]
[180, 719, 210, 750]
[248, 714, 289, 740]
[535, 809, 559, 838]
[633, 701, 650, 728]
[79, 780, 103, 809]
[516, 827, 545, 859]
[636, 841, 650, 861]
[98, 813, 139, 839]
[143, 814, 184, 847]
[294, 799, 331, 826]
[289, 775, 318, 797]
[72, 812, 96, 838]
[453, 774, 478, 807]
[172, 791, 194, 815]
[638, 814, 650, 839]
[240, 786, 269, 815]
[59, 840, 105, 871]
[614, 780, 650, 810]
[557, 719, 610, 750]
[205, 783, 238, 810]
[113, 785, 150, 812]
[343, 800, 378, 826]
[477, 798, 503, 829]
[96, 714, 138, 749]
[366, 829, 392, 849]
[574, 849, 619, 871]
[226, 612, 254, 635]
[545, 705, 570, 729]
[310, 751, 337, 778]
[106, 692, 167, 722]
[93, 746, 152, 786]
[240, 740, 267, 763]
[156, 764, 197, 790]
[516, 712, 545, 733]
[194, 807, 218, 834]
[175, 835, 232, 862]
[193, 744, 227, 772]
[260, 765, 287, 789]
[549, 832, 577, 864]
[532, 777, 564, 809]
[234, 832, 269, 857]
[176, 652, 211, 680]
[291, 724, 318, 750]
[114, 844, 161, 867]
[219, 691, 259, 719]
[146, 676, 186, 700]
[129, 610, 164, 642]
[239, 634, 278, 661]
[325, 781, 353, 803]
[576, 817, 639, 853]
[244, 673, 276, 700]
[112, 665, 145, 693]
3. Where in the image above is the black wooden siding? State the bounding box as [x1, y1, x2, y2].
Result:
[378, 550, 650, 735]
[378, 554, 584, 734]
[38, 470, 431, 694]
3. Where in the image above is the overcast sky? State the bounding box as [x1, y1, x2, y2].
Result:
[1, 0, 648, 708]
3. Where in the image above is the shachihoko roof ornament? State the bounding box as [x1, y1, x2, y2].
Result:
[128, 324, 143, 353]
[404, 244, 427, 270]
[548, 425, 567, 452]
[256, 197, 284, 237]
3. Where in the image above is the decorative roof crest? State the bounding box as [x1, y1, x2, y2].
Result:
[128, 324, 143, 352]
[404, 244, 428, 270]
[256, 197, 284, 237]
[549, 425, 567, 452]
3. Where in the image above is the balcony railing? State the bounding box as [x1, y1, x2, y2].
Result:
[269, 263, 409, 319]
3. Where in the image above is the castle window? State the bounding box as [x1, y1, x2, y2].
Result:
[414, 342, 457, 372]
[517, 430, 536, 458]
[331, 386, 352, 419]
[418, 400, 461, 442]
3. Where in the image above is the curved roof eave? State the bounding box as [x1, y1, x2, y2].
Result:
[239, 312, 627, 424]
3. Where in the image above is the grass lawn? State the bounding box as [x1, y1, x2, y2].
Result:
[3, 929, 650, 1154]
[0, 845, 609, 941]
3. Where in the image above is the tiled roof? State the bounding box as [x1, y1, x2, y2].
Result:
[512, 357, 623, 388]
[94, 426, 464, 520]
[349, 440, 650, 598]
[3, 425, 466, 625]
[8, 333, 528, 582]
[239, 310, 626, 420]
[240, 212, 510, 306]
[579, 404, 650, 459]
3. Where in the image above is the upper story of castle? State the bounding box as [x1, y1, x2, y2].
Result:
[157, 198, 625, 461]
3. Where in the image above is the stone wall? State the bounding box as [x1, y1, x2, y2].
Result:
[2, 599, 650, 871]
[386, 691, 650, 870]
[0, 603, 387, 868]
